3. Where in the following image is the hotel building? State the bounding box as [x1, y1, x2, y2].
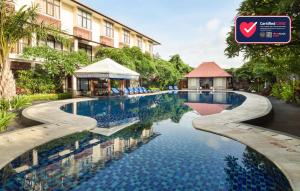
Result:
[9, 0, 160, 75]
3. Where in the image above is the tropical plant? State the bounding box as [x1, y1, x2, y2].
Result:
[95, 46, 191, 88]
[0, 1, 39, 99]
[22, 46, 90, 92]
[280, 82, 294, 102]
[0, 98, 9, 111]
[271, 83, 281, 98]
[10, 95, 31, 110]
[225, 0, 300, 100]
[0, 111, 15, 131]
[0, 0, 71, 99]
[17, 69, 56, 94]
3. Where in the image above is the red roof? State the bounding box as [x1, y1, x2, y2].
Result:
[184, 103, 230, 116]
[185, 62, 231, 78]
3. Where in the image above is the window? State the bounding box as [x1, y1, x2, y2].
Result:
[77, 9, 91, 29]
[78, 79, 89, 91]
[123, 30, 130, 45]
[137, 36, 142, 49]
[79, 43, 92, 61]
[105, 21, 113, 38]
[38, 35, 63, 51]
[40, 0, 60, 19]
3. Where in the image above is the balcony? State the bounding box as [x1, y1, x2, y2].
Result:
[100, 36, 114, 47]
[73, 27, 92, 41]
[119, 42, 130, 48]
[37, 13, 61, 29]
[10, 42, 30, 55]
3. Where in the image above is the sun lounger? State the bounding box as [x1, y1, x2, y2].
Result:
[123, 88, 130, 95]
[142, 87, 151, 93]
[133, 87, 141, 94]
[111, 88, 120, 95]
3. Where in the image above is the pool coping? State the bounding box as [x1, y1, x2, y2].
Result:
[0, 91, 298, 190]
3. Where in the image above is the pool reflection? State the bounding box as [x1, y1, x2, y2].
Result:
[0, 125, 156, 190]
[61, 91, 246, 127]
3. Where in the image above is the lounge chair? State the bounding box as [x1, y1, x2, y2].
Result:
[128, 87, 135, 94]
[123, 88, 130, 95]
[133, 87, 141, 94]
[137, 87, 144, 93]
[174, 85, 179, 90]
[111, 88, 120, 95]
[142, 87, 151, 93]
[139, 87, 147, 93]
[168, 86, 174, 90]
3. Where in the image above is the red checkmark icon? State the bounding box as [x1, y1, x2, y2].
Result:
[240, 22, 257, 38]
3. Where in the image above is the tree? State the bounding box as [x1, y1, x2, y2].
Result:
[95, 46, 190, 88]
[22, 46, 90, 92]
[0, 1, 41, 99]
[169, 54, 192, 74]
[225, 0, 300, 77]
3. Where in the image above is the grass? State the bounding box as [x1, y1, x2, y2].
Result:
[25, 93, 72, 102]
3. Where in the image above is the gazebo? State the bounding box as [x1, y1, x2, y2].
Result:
[73, 58, 140, 96]
[185, 62, 232, 90]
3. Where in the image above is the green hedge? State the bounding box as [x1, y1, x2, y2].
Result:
[25, 93, 72, 102]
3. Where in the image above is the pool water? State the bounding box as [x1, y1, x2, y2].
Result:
[62, 91, 246, 127]
[0, 92, 291, 190]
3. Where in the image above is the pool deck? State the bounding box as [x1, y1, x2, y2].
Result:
[0, 91, 299, 190]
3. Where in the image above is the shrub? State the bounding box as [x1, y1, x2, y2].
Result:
[0, 111, 15, 132]
[0, 99, 10, 111]
[17, 69, 56, 94]
[10, 96, 31, 111]
[280, 82, 294, 102]
[271, 83, 281, 98]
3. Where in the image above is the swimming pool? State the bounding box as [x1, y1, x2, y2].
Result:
[0, 92, 291, 190]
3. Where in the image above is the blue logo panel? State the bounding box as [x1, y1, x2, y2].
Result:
[235, 16, 291, 44]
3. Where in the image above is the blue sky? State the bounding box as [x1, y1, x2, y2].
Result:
[80, 0, 244, 68]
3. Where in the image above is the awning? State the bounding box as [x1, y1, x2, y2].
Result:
[75, 58, 140, 80]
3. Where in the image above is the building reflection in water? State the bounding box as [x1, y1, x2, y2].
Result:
[0, 125, 156, 190]
[183, 91, 245, 116]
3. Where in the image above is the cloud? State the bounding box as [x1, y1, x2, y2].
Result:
[156, 17, 244, 69]
[205, 18, 220, 31]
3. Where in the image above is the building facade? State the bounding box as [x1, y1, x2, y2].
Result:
[185, 62, 232, 90]
[9, 0, 160, 73]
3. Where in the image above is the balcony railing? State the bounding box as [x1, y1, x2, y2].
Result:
[37, 13, 61, 29]
[10, 42, 30, 54]
[100, 36, 114, 47]
[73, 27, 92, 41]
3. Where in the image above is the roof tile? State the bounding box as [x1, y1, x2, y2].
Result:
[185, 62, 231, 78]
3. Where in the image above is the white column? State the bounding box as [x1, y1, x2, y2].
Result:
[72, 101, 77, 114]
[32, 149, 38, 166]
[74, 38, 79, 51]
[75, 141, 79, 149]
[72, 75, 77, 96]
[31, 33, 37, 47]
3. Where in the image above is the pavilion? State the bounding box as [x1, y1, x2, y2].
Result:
[72, 58, 140, 96]
[185, 62, 232, 90]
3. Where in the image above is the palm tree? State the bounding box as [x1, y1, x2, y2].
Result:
[0, 0, 40, 99]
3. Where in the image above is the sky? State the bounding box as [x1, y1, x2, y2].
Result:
[80, 0, 244, 68]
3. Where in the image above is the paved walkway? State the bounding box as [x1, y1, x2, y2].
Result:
[258, 97, 300, 137]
